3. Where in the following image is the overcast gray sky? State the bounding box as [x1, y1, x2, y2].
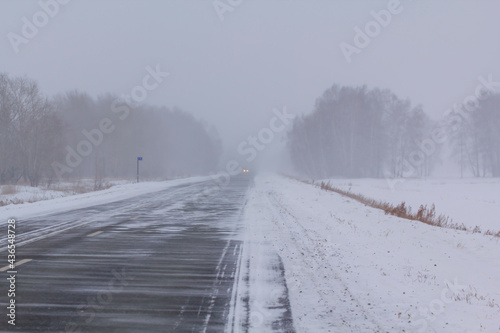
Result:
[1, 0, 500, 152]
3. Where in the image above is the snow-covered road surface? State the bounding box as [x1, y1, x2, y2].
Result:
[237, 174, 500, 332]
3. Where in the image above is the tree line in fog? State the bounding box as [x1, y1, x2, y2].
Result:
[287, 84, 500, 179]
[447, 93, 500, 177]
[2, 72, 499, 187]
[0, 73, 222, 186]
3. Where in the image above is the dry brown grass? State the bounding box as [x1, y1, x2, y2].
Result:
[318, 180, 468, 229]
[0, 197, 24, 207]
[292, 177, 500, 238]
[94, 182, 113, 191]
[485, 229, 500, 237]
[1, 185, 17, 195]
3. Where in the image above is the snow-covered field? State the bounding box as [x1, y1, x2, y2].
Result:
[237, 174, 500, 332]
[321, 178, 500, 232]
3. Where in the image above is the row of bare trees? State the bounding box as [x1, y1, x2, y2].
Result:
[287, 85, 439, 178]
[53, 91, 222, 182]
[288, 83, 500, 179]
[0, 73, 222, 186]
[448, 93, 500, 177]
[0, 74, 64, 186]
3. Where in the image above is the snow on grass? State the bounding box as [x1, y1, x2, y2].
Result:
[1, 184, 68, 205]
[0, 176, 210, 222]
[0, 179, 132, 207]
[238, 174, 500, 332]
[322, 178, 500, 232]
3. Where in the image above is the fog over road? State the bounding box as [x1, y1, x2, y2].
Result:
[0, 176, 254, 332]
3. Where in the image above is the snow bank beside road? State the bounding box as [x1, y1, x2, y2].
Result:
[0, 179, 133, 206]
[0, 176, 209, 221]
[239, 174, 500, 332]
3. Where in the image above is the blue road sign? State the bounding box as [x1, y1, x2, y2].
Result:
[138, 157, 143, 161]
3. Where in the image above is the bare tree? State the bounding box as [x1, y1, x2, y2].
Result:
[0, 73, 64, 186]
[448, 93, 500, 177]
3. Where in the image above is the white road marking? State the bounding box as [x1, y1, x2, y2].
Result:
[0, 258, 32, 272]
[87, 231, 103, 237]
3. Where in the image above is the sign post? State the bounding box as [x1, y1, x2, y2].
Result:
[137, 157, 142, 183]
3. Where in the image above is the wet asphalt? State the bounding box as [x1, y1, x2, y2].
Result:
[0, 175, 252, 332]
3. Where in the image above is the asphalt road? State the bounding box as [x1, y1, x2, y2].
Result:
[0, 175, 252, 333]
